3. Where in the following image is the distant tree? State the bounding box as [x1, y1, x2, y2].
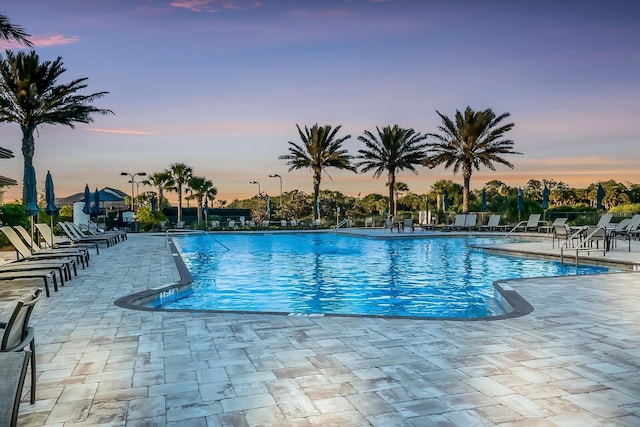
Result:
[166, 163, 193, 222]
[277, 190, 311, 221]
[0, 50, 112, 201]
[187, 176, 217, 224]
[0, 14, 32, 46]
[279, 124, 356, 220]
[524, 179, 543, 200]
[142, 171, 173, 209]
[427, 107, 521, 213]
[357, 125, 429, 216]
[360, 193, 387, 215]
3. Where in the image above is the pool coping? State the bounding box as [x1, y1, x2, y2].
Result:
[115, 234, 537, 321]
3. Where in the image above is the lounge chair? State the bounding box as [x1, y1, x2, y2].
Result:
[11, 226, 88, 268]
[463, 214, 477, 230]
[280, 220, 288, 228]
[290, 219, 298, 228]
[227, 220, 236, 230]
[609, 215, 640, 251]
[539, 217, 568, 234]
[511, 213, 543, 232]
[443, 214, 467, 231]
[87, 221, 127, 241]
[59, 222, 115, 248]
[365, 217, 373, 228]
[0, 288, 42, 406]
[35, 223, 99, 256]
[383, 217, 394, 232]
[1, 226, 82, 272]
[480, 214, 508, 231]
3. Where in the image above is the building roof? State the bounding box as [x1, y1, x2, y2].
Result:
[0, 175, 18, 186]
[0, 146, 14, 159]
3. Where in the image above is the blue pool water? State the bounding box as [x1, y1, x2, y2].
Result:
[161, 233, 612, 318]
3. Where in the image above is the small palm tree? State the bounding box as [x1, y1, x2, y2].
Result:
[187, 176, 217, 224]
[142, 171, 173, 211]
[279, 124, 356, 220]
[357, 125, 429, 216]
[0, 50, 112, 201]
[166, 163, 193, 222]
[427, 107, 521, 213]
[0, 14, 32, 46]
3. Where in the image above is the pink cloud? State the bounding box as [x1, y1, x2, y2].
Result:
[169, 0, 262, 13]
[0, 34, 80, 49]
[86, 128, 155, 136]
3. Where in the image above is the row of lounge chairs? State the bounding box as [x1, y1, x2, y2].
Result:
[0, 221, 126, 420]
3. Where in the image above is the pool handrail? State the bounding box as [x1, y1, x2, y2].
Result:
[164, 229, 230, 251]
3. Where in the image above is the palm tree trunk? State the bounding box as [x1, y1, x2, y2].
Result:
[313, 170, 321, 221]
[462, 164, 472, 213]
[177, 187, 183, 222]
[388, 171, 396, 217]
[21, 125, 36, 202]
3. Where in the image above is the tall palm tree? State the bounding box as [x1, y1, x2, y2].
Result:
[0, 50, 112, 201]
[357, 125, 429, 217]
[142, 171, 173, 211]
[166, 163, 193, 222]
[279, 124, 356, 220]
[187, 176, 217, 224]
[427, 107, 521, 213]
[0, 14, 32, 46]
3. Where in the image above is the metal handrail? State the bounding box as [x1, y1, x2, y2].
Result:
[164, 228, 229, 251]
[334, 218, 351, 231]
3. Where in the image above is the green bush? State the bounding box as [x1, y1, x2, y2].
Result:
[135, 206, 168, 231]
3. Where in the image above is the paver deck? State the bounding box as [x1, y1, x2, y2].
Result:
[1, 230, 639, 426]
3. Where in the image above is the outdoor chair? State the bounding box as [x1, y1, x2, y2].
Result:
[463, 214, 477, 230]
[0, 351, 30, 427]
[402, 218, 415, 232]
[1, 288, 42, 405]
[35, 223, 99, 256]
[443, 214, 467, 231]
[512, 213, 543, 232]
[11, 226, 88, 269]
[59, 222, 114, 248]
[539, 217, 568, 234]
[480, 214, 509, 231]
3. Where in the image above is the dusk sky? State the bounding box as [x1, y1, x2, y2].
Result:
[1, 0, 639, 204]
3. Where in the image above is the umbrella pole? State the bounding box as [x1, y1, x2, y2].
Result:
[30, 216, 35, 253]
[50, 215, 55, 249]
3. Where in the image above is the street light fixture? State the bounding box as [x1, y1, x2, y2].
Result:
[249, 181, 261, 197]
[268, 174, 283, 207]
[121, 171, 146, 210]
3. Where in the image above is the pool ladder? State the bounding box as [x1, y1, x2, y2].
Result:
[164, 229, 230, 251]
[334, 218, 351, 231]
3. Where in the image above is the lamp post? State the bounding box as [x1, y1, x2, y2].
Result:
[120, 172, 146, 210]
[249, 181, 261, 197]
[128, 180, 142, 208]
[269, 174, 283, 207]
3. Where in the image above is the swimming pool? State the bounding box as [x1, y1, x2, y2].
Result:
[157, 233, 612, 319]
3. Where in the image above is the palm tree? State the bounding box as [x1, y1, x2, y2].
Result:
[187, 176, 217, 224]
[166, 163, 193, 222]
[142, 171, 173, 211]
[357, 125, 429, 217]
[427, 107, 521, 213]
[0, 50, 112, 201]
[279, 124, 356, 220]
[0, 14, 32, 46]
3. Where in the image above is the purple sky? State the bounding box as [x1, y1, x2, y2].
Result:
[1, 0, 639, 204]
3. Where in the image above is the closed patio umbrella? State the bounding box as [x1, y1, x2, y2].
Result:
[24, 165, 39, 252]
[596, 183, 605, 210]
[82, 184, 91, 215]
[44, 171, 59, 248]
[92, 187, 101, 226]
[517, 188, 524, 221]
[481, 188, 487, 211]
[542, 186, 550, 221]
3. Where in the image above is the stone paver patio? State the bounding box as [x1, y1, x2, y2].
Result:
[1, 231, 639, 426]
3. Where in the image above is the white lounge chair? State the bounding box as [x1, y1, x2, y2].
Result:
[480, 214, 508, 231]
[443, 214, 467, 231]
[512, 213, 543, 232]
